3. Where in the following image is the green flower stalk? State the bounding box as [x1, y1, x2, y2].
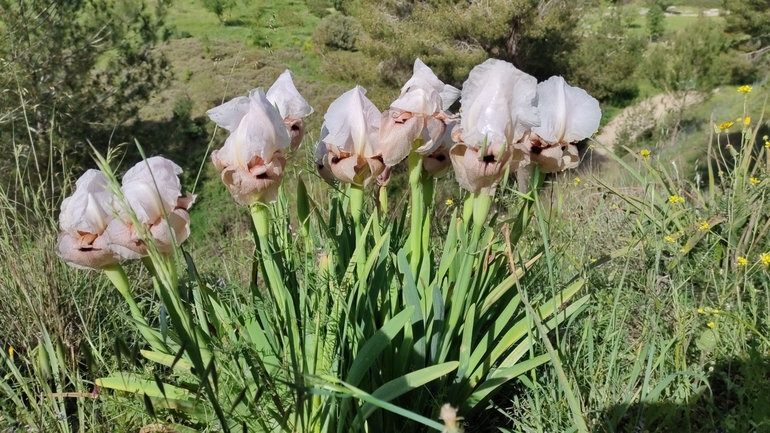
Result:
[103, 264, 166, 352]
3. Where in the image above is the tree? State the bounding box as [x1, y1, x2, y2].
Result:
[568, 13, 646, 103]
[723, 0, 770, 65]
[0, 0, 171, 185]
[202, 0, 237, 25]
[647, 3, 665, 41]
[645, 18, 731, 93]
[347, 0, 585, 87]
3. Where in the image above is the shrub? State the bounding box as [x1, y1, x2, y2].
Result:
[312, 14, 360, 51]
[306, 0, 331, 18]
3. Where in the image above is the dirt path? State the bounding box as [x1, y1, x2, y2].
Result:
[593, 92, 703, 155]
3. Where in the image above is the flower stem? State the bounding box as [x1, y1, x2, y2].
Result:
[408, 148, 424, 275]
[349, 184, 365, 234]
[472, 193, 492, 233]
[103, 264, 166, 352]
[249, 202, 289, 312]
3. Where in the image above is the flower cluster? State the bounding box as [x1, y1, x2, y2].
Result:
[718, 121, 734, 131]
[207, 60, 600, 200]
[737, 85, 752, 94]
[669, 195, 685, 204]
[56, 157, 195, 270]
[316, 59, 601, 195]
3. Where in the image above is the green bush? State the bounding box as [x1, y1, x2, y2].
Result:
[306, 0, 331, 18]
[312, 13, 360, 51]
[568, 13, 645, 104]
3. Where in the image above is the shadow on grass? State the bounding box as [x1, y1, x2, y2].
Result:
[85, 114, 212, 186]
[597, 349, 770, 433]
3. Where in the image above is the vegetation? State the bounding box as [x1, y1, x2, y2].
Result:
[2, 0, 770, 432]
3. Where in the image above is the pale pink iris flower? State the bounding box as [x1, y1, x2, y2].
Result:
[207, 88, 291, 205]
[56, 170, 120, 270]
[317, 86, 385, 186]
[521, 76, 601, 173]
[106, 157, 195, 259]
[379, 59, 460, 168]
[450, 59, 539, 195]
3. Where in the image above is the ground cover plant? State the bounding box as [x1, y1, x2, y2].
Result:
[2, 0, 770, 432]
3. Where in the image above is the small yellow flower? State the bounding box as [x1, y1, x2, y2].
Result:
[640, 149, 651, 159]
[594, 129, 598, 135]
[765, 141, 770, 149]
[445, 199, 454, 206]
[456, 217, 463, 223]
[665, 235, 675, 243]
[744, 116, 751, 126]
[573, 177, 581, 187]
[669, 195, 685, 204]
[8, 346, 13, 360]
[738, 85, 752, 93]
[712, 309, 720, 314]
[763, 135, 769, 141]
[699, 221, 710, 231]
[590, 258, 597, 263]
[737, 118, 742, 122]
[589, 144, 595, 149]
[761, 252, 770, 266]
[494, 197, 499, 203]
[707, 321, 715, 328]
[698, 308, 705, 314]
[750, 177, 760, 185]
[718, 121, 735, 131]
[737, 256, 748, 266]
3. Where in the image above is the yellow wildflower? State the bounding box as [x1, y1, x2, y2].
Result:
[697, 308, 705, 314]
[764, 135, 769, 141]
[665, 235, 675, 243]
[669, 195, 685, 204]
[765, 141, 770, 149]
[737, 256, 748, 266]
[712, 309, 720, 314]
[640, 149, 651, 159]
[718, 121, 734, 131]
[761, 252, 770, 266]
[750, 177, 760, 185]
[445, 199, 454, 206]
[707, 322, 715, 328]
[744, 116, 751, 125]
[494, 197, 499, 203]
[699, 221, 710, 231]
[737, 85, 752, 93]
[456, 217, 462, 223]
[573, 177, 581, 187]
[8, 346, 13, 360]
